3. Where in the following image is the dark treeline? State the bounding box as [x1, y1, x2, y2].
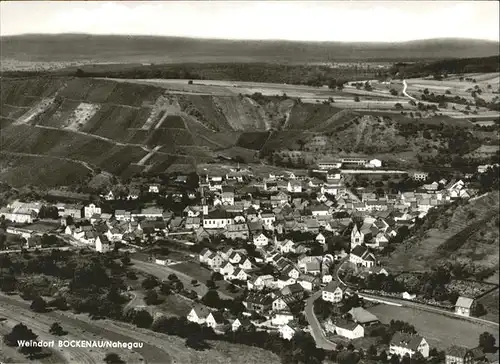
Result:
[389, 55, 500, 79]
[2, 62, 379, 87]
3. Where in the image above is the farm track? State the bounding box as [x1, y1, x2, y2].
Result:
[0, 150, 96, 173]
[0, 304, 98, 364]
[0, 293, 171, 364]
[402, 80, 417, 101]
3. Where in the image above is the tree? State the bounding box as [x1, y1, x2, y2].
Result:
[144, 289, 161, 305]
[412, 351, 426, 363]
[479, 331, 496, 352]
[142, 275, 160, 290]
[104, 353, 125, 364]
[30, 296, 47, 313]
[475, 302, 487, 317]
[132, 310, 153, 329]
[49, 322, 66, 336]
[75, 68, 85, 78]
[390, 355, 400, 364]
[3, 323, 42, 358]
[368, 345, 377, 359]
[121, 253, 131, 266]
[188, 80, 194, 85]
[206, 279, 217, 289]
[390, 89, 398, 96]
[168, 273, 179, 281]
[354, 96, 360, 102]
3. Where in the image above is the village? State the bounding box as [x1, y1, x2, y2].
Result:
[1, 156, 497, 364]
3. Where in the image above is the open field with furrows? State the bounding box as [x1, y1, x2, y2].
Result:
[383, 192, 500, 273]
[367, 303, 499, 350]
[404, 73, 500, 103]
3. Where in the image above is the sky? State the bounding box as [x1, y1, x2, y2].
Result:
[0, 1, 499, 42]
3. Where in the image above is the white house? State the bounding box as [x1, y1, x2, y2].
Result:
[148, 184, 160, 193]
[232, 317, 253, 332]
[349, 246, 376, 268]
[248, 274, 274, 290]
[271, 311, 294, 326]
[253, 233, 270, 248]
[205, 312, 228, 329]
[221, 187, 235, 206]
[366, 159, 382, 168]
[322, 274, 333, 284]
[332, 320, 364, 339]
[315, 233, 326, 245]
[239, 258, 253, 271]
[95, 235, 111, 253]
[276, 239, 295, 253]
[187, 305, 211, 324]
[206, 253, 224, 271]
[279, 323, 297, 340]
[311, 205, 330, 217]
[455, 296, 475, 317]
[203, 210, 233, 229]
[220, 261, 236, 277]
[287, 180, 302, 193]
[260, 213, 276, 228]
[322, 281, 343, 303]
[231, 268, 248, 281]
[84, 204, 101, 219]
[389, 332, 429, 358]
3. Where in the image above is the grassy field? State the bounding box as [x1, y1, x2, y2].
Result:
[367, 303, 499, 350]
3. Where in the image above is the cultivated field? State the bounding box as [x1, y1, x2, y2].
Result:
[367, 303, 499, 350]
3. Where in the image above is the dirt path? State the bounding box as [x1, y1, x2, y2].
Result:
[0, 150, 96, 173]
[402, 80, 417, 101]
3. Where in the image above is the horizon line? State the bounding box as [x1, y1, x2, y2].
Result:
[1, 32, 499, 44]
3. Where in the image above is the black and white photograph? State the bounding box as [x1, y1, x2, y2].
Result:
[0, 1, 499, 363]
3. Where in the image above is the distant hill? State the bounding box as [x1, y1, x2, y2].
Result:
[1, 34, 499, 63]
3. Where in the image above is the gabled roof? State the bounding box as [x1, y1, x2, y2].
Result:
[390, 332, 425, 351]
[334, 319, 361, 331]
[191, 304, 211, 319]
[455, 296, 474, 308]
[323, 281, 341, 293]
[348, 307, 379, 324]
[446, 345, 471, 358]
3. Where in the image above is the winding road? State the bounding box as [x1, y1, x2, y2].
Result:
[402, 80, 417, 101]
[304, 291, 338, 350]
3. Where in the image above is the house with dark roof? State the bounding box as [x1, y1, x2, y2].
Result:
[349, 245, 376, 268]
[231, 317, 254, 332]
[322, 281, 343, 303]
[187, 304, 211, 324]
[206, 311, 229, 329]
[445, 345, 474, 364]
[389, 332, 429, 358]
[243, 293, 273, 313]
